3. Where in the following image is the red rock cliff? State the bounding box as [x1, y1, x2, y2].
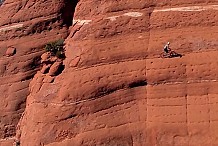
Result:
[1, 0, 218, 146]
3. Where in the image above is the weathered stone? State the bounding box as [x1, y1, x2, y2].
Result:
[40, 64, 51, 74]
[48, 61, 63, 76]
[43, 75, 55, 83]
[5, 47, 16, 57]
[41, 52, 51, 63]
[49, 56, 58, 63]
[69, 56, 80, 67]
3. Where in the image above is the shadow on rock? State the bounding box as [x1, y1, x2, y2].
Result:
[61, 0, 79, 27]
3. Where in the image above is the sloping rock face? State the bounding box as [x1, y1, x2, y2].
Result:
[1, 0, 218, 146]
[0, 0, 77, 145]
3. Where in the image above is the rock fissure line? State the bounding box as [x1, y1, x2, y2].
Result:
[31, 87, 145, 107]
[154, 5, 218, 12]
[0, 24, 23, 32]
[0, 137, 16, 142]
[73, 4, 218, 26]
[149, 79, 218, 86]
[72, 58, 147, 72]
[0, 13, 60, 32]
[145, 6, 153, 143]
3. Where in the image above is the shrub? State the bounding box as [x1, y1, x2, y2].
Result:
[44, 39, 65, 59]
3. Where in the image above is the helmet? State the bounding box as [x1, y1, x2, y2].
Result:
[167, 42, 170, 45]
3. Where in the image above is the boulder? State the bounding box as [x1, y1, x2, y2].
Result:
[5, 47, 16, 57]
[48, 61, 63, 76]
[41, 52, 51, 63]
[69, 56, 80, 67]
[40, 64, 51, 74]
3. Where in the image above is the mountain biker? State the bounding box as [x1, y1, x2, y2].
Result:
[163, 42, 170, 53]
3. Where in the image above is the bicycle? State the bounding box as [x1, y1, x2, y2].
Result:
[160, 48, 182, 58]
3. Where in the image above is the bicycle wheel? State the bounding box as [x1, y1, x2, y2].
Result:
[170, 51, 177, 57]
[160, 52, 168, 58]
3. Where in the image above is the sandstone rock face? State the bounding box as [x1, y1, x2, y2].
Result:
[1, 0, 218, 146]
[0, 0, 77, 145]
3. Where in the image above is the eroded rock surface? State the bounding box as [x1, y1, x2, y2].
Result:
[1, 0, 218, 146]
[5, 46, 16, 57]
[0, 0, 77, 145]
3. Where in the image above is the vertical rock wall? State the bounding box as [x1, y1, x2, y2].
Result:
[1, 0, 218, 145]
[0, 0, 77, 145]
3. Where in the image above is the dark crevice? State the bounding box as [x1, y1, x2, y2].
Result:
[90, 80, 147, 100]
[29, 56, 41, 70]
[55, 64, 65, 76]
[15, 98, 27, 111]
[0, 0, 4, 6]
[94, 84, 126, 98]
[58, 114, 77, 122]
[61, 0, 79, 27]
[4, 125, 16, 139]
[128, 80, 147, 88]
[21, 74, 35, 82]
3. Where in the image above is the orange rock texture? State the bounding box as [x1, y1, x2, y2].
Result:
[1, 0, 218, 146]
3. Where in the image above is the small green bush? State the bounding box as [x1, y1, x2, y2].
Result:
[45, 39, 65, 59]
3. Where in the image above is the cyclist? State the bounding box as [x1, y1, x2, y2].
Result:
[164, 42, 170, 53]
